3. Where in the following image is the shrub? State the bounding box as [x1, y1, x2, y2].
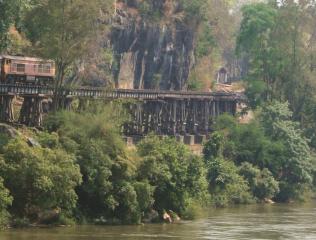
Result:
[0, 176, 12, 227]
[0, 138, 82, 220]
[206, 158, 253, 207]
[239, 162, 279, 201]
[137, 136, 208, 216]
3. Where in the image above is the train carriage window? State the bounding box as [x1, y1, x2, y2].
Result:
[10, 63, 17, 72]
[38, 64, 44, 73]
[44, 64, 51, 73]
[37, 64, 50, 73]
[11, 63, 25, 72]
[17, 64, 25, 72]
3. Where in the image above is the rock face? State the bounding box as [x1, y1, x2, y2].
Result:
[111, 0, 195, 90]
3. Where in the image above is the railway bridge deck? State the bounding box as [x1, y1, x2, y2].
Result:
[0, 84, 245, 136]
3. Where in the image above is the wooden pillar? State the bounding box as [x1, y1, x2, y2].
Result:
[160, 102, 168, 135]
[143, 102, 149, 134]
[0, 95, 14, 123]
[171, 100, 177, 135]
[155, 101, 162, 135]
[20, 96, 44, 127]
[193, 100, 198, 134]
[216, 101, 220, 116]
[62, 97, 73, 111]
[204, 100, 210, 134]
[211, 101, 216, 118]
[224, 101, 228, 113]
[232, 101, 237, 115]
[32, 97, 44, 127]
[180, 100, 187, 135]
[78, 98, 90, 112]
[136, 103, 143, 135]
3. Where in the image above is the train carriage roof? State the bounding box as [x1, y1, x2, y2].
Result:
[0, 55, 54, 63]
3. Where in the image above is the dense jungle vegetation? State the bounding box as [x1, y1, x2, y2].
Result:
[1, 0, 316, 227]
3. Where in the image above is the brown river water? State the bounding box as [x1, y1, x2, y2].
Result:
[1, 202, 316, 240]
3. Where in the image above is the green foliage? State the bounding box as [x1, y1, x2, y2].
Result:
[43, 105, 148, 224]
[208, 102, 314, 202]
[0, 138, 82, 219]
[245, 80, 267, 109]
[24, 0, 112, 109]
[236, 2, 316, 149]
[259, 102, 313, 201]
[0, 134, 9, 154]
[203, 132, 224, 160]
[0, 0, 22, 52]
[182, 199, 204, 220]
[137, 136, 208, 216]
[0, 176, 12, 227]
[239, 162, 279, 200]
[133, 181, 155, 213]
[25, 0, 107, 61]
[206, 158, 253, 207]
[187, 77, 203, 91]
[237, 3, 277, 55]
[37, 132, 60, 149]
[139, 1, 163, 22]
[195, 23, 216, 58]
[180, 0, 207, 21]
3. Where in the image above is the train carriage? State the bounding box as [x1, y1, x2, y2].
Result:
[0, 55, 55, 85]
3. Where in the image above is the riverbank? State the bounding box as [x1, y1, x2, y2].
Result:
[0, 102, 315, 227]
[1, 202, 316, 240]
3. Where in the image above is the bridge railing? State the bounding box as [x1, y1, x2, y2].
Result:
[0, 84, 245, 101]
[0, 84, 53, 95]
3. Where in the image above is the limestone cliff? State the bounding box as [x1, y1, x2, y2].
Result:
[111, 0, 198, 90]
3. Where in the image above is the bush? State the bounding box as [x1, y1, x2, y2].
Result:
[44, 106, 149, 224]
[239, 162, 279, 201]
[0, 138, 82, 220]
[0, 176, 12, 227]
[182, 199, 204, 220]
[260, 102, 314, 202]
[0, 134, 9, 153]
[206, 158, 253, 207]
[37, 131, 60, 148]
[137, 136, 208, 216]
[203, 132, 224, 161]
[209, 102, 314, 202]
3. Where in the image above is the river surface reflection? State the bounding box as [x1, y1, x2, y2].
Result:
[1, 202, 316, 240]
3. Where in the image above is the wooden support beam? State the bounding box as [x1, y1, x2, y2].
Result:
[20, 96, 44, 127]
[204, 100, 210, 134]
[171, 100, 177, 135]
[0, 95, 14, 123]
[193, 100, 198, 134]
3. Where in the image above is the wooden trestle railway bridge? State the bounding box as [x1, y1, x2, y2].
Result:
[0, 84, 244, 138]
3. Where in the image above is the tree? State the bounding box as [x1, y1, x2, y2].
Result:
[24, 0, 112, 109]
[206, 158, 253, 207]
[239, 162, 279, 201]
[0, 138, 82, 220]
[260, 102, 314, 201]
[203, 132, 224, 161]
[236, 1, 316, 132]
[208, 103, 314, 202]
[0, 0, 21, 52]
[236, 3, 278, 102]
[137, 136, 208, 215]
[0, 0, 34, 53]
[43, 104, 149, 224]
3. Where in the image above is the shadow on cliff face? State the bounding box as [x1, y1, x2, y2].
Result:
[111, 0, 195, 91]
